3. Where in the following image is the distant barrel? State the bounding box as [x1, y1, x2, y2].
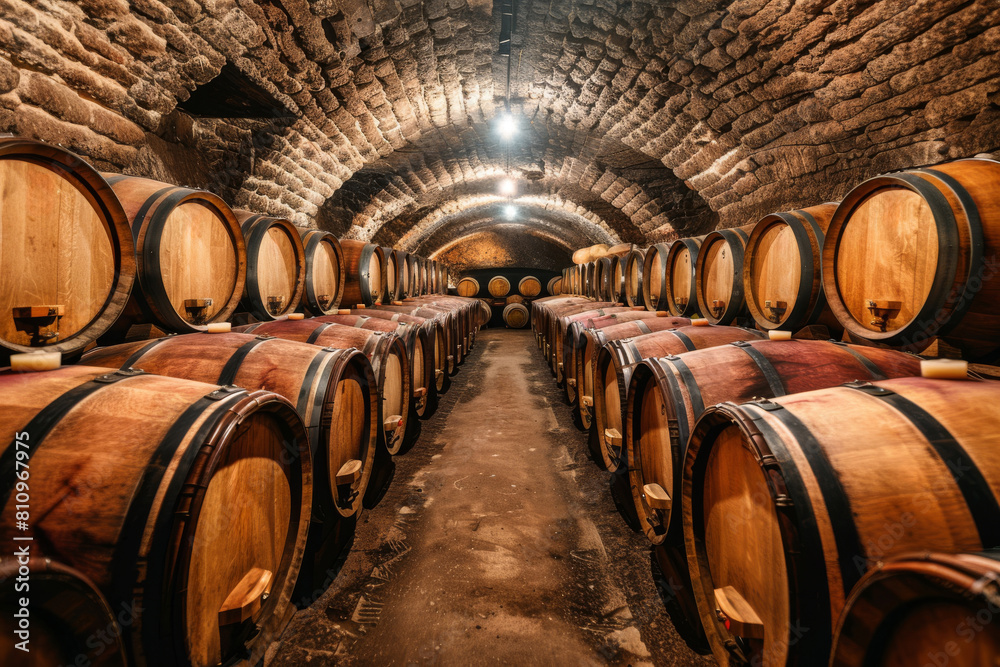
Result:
[339, 240, 385, 307]
[236, 213, 306, 320]
[300, 230, 345, 315]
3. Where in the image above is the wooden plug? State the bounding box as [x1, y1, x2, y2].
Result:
[393, 300, 404, 306]
[692, 318, 710, 327]
[921, 359, 969, 379]
[630, 306, 646, 311]
[335, 459, 362, 486]
[643, 483, 671, 510]
[206, 322, 231, 333]
[768, 330, 791, 341]
[714, 586, 764, 639]
[10, 351, 62, 372]
[604, 428, 622, 447]
[286, 313, 304, 321]
[337, 309, 351, 315]
[383, 415, 403, 432]
[413, 387, 428, 398]
[356, 303, 366, 309]
[581, 395, 593, 408]
[219, 567, 273, 626]
[655, 311, 668, 317]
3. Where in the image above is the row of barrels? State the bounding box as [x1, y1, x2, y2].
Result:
[0, 137, 450, 365]
[531, 295, 1000, 666]
[0, 295, 489, 666]
[455, 274, 562, 299]
[561, 157, 1000, 361]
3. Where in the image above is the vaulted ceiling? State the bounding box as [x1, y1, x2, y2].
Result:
[2, 0, 998, 272]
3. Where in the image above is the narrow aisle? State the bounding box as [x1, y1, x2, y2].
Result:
[273, 329, 713, 666]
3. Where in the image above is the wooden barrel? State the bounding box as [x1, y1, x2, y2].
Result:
[300, 230, 345, 315]
[573, 313, 691, 429]
[503, 303, 529, 328]
[553, 304, 625, 384]
[506, 294, 526, 305]
[364, 305, 451, 390]
[592, 325, 764, 471]
[665, 237, 705, 317]
[595, 258, 614, 302]
[641, 243, 672, 311]
[538, 299, 603, 365]
[0, 557, 127, 667]
[380, 246, 400, 302]
[831, 551, 1000, 667]
[519, 275, 542, 297]
[237, 319, 411, 455]
[695, 225, 752, 325]
[82, 332, 377, 517]
[437, 263, 449, 294]
[562, 305, 645, 399]
[683, 376, 1000, 667]
[743, 204, 840, 334]
[104, 174, 246, 332]
[236, 213, 306, 320]
[392, 250, 410, 298]
[457, 277, 480, 297]
[624, 248, 646, 307]
[0, 138, 136, 363]
[547, 276, 562, 295]
[378, 303, 461, 378]
[339, 240, 385, 307]
[405, 254, 419, 296]
[823, 158, 1000, 359]
[0, 365, 310, 666]
[488, 275, 511, 297]
[419, 258, 431, 296]
[627, 340, 921, 544]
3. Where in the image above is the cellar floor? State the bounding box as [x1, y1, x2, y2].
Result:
[269, 328, 714, 666]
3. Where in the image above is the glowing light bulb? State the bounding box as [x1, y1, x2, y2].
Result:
[504, 205, 517, 220]
[497, 113, 517, 140]
[499, 178, 516, 196]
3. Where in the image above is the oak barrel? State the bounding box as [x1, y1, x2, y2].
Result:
[626, 339, 921, 544]
[82, 332, 376, 518]
[457, 277, 480, 297]
[822, 158, 1000, 359]
[300, 230, 345, 315]
[562, 306, 651, 404]
[381, 246, 401, 302]
[830, 551, 1000, 667]
[547, 276, 562, 296]
[0, 138, 136, 363]
[503, 303, 529, 328]
[695, 225, 752, 325]
[683, 376, 1000, 666]
[0, 366, 311, 666]
[665, 236, 706, 317]
[592, 325, 764, 471]
[743, 204, 840, 333]
[641, 243, 672, 312]
[519, 276, 542, 297]
[339, 240, 385, 307]
[0, 558, 127, 667]
[237, 213, 306, 320]
[104, 174, 246, 332]
[555, 304, 629, 385]
[623, 248, 646, 307]
[488, 275, 511, 297]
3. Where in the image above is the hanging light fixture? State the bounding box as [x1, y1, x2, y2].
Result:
[499, 178, 516, 196]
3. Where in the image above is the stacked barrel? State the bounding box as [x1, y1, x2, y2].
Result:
[0, 138, 486, 667]
[456, 271, 558, 328]
[539, 157, 1000, 666]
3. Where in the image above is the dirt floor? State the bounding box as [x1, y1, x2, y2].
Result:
[269, 328, 716, 666]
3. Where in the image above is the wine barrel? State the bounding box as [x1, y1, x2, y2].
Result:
[376, 303, 461, 378]
[562, 306, 648, 403]
[592, 325, 764, 471]
[405, 254, 419, 296]
[695, 225, 752, 325]
[641, 243, 672, 311]
[506, 294, 526, 305]
[823, 158, 1000, 359]
[743, 204, 840, 334]
[0, 558, 127, 667]
[82, 332, 377, 517]
[104, 174, 246, 332]
[0, 365, 310, 666]
[237, 319, 411, 455]
[627, 339, 921, 544]
[339, 240, 385, 307]
[548, 276, 562, 296]
[380, 246, 400, 302]
[300, 230, 345, 315]
[683, 376, 1000, 667]
[360, 306, 450, 393]
[519, 276, 542, 297]
[236, 213, 306, 320]
[593, 257, 614, 302]
[488, 275, 511, 297]
[0, 138, 136, 363]
[502, 303, 529, 328]
[457, 277, 480, 297]
[538, 299, 603, 366]
[401, 299, 467, 367]
[573, 313, 691, 429]
[665, 236, 705, 317]
[624, 248, 646, 307]
[437, 263, 449, 294]
[830, 551, 1000, 667]
[573, 243, 609, 264]
[554, 304, 627, 385]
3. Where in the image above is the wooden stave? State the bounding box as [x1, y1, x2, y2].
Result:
[81, 331, 377, 518]
[593, 325, 765, 472]
[300, 230, 345, 315]
[518, 275, 542, 297]
[562, 306, 643, 403]
[665, 237, 705, 317]
[103, 174, 246, 333]
[743, 204, 839, 333]
[682, 376, 1000, 667]
[624, 248, 647, 307]
[405, 254, 419, 297]
[339, 240, 385, 307]
[830, 550, 1000, 667]
[609, 255, 627, 304]
[642, 243, 672, 312]
[537, 299, 601, 366]
[0, 366, 310, 666]
[0, 138, 137, 363]
[552, 303, 621, 383]
[502, 303, 530, 328]
[626, 339, 922, 546]
[376, 303, 461, 377]
[695, 225, 753, 325]
[234, 319, 412, 456]
[0, 557, 127, 667]
[363, 304, 452, 389]
[593, 257, 615, 303]
[237, 213, 306, 321]
[822, 158, 1000, 359]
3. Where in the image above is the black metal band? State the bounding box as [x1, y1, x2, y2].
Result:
[120, 336, 172, 370]
[216, 337, 272, 386]
[634, 320, 651, 335]
[826, 341, 887, 380]
[664, 354, 705, 417]
[306, 322, 334, 344]
[731, 341, 785, 396]
[670, 329, 696, 351]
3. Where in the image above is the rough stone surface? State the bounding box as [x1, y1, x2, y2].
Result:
[1, 0, 998, 268]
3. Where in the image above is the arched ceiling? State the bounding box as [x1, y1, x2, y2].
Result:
[2, 0, 998, 270]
